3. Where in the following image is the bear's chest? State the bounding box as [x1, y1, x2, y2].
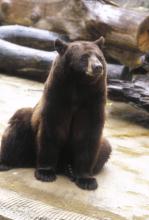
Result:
[71, 84, 92, 112]
[71, 87, 79, 112]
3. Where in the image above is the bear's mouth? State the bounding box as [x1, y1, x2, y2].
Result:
[86, 69, 103, 78]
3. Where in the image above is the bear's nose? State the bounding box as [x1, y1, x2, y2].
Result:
[92, 63, 103, 74]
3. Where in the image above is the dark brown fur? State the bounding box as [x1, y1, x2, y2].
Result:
[0, 37, 112, 190]
[0, 108, 35, 168]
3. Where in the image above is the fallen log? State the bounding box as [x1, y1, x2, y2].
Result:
[108, 75, 149, 112]
[0, 25, 68, 50]
[0, 0, 149, 67]
[0, 39, 57, 81]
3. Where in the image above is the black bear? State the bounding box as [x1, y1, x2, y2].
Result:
[0, 37, 112, 190]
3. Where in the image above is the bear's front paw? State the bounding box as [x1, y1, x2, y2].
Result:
[35, 168, 56, 182]
[75, 177, 98, 190]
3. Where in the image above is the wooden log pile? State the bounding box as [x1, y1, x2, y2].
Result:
[0, 0, 148, 111]
[0, 0, 149, 67]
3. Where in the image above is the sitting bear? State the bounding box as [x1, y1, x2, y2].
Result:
[0, 37, 112, 190]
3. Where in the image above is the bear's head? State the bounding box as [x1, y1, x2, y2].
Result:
[54, 37, 106, 81]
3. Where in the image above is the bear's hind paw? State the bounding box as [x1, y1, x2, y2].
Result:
[75, 177, 98, 190]
[35, 168, 57, 182]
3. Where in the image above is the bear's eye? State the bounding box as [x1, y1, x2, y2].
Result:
[96, 54, 104, 63]
[81, 54, 89, 64]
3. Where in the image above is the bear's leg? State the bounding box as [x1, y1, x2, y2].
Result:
[35, 125, 60, 182]
[72, 138, 111, 190]
[70, 109, 104, 190]
[35, 104, 72, 182]
[72, 140, 99, 190]
[0, 108, 35, 170]
[92, 138, 112, 175]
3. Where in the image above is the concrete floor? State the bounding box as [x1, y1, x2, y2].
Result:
[0, 75, 149, 220]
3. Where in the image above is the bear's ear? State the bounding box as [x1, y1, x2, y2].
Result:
[55, 39, 68, 55]
[94, 36, 105, 49]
